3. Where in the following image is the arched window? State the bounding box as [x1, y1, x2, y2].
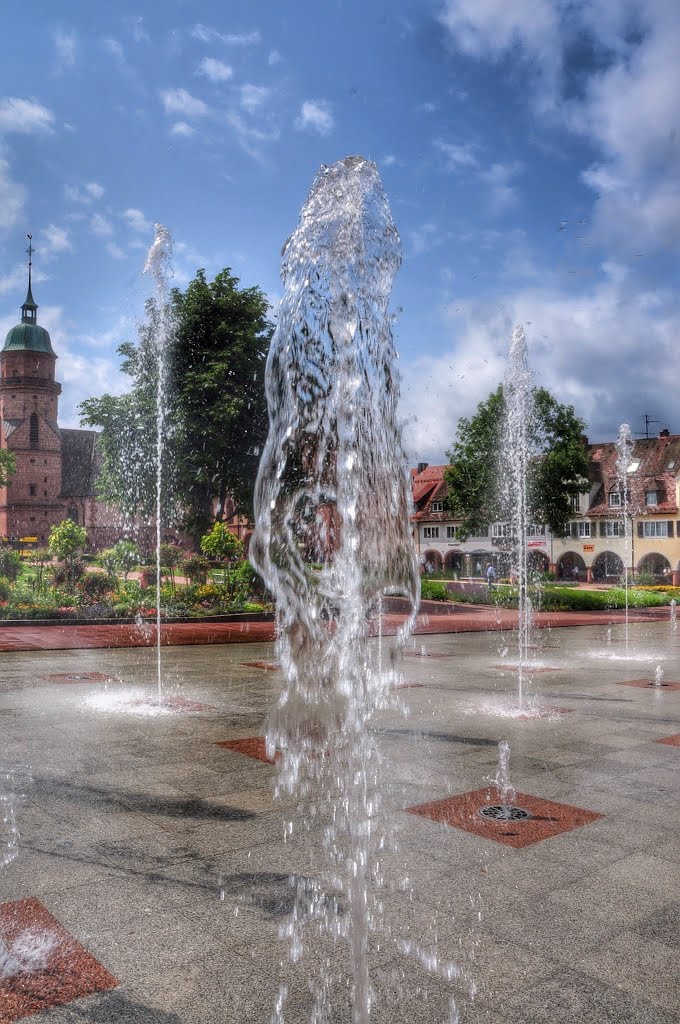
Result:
[29, 413, 39, 448]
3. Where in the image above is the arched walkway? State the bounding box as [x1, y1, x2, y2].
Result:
[444, 550, 463, 574]
[592, 551, 624, 582]
[638, 552, 670, 579]
[528, 551, 549, 574]
[557, 551, 586, 581]
[422, 549, 442, 573]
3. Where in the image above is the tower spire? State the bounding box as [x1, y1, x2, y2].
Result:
[22, 234, 37, 323]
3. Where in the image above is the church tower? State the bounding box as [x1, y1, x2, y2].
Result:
[0, 238, 63, 543]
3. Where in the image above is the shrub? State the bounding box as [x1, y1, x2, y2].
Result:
[182, 554, 210, 585]
[0, 550, 22, 581]
[420, 580, 450, 601]
[0, 577, 11, 601]
[79, 573, 116, 604]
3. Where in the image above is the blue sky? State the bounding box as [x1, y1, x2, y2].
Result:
[2, 0, 679, 462]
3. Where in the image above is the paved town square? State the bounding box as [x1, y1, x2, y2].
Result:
[1, 619, 678, 1023]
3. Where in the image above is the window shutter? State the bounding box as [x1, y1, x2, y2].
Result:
[637, 522, 644, 538]
[668, 521, 674, 537]
[599, 521, 606, 537]
[571, 522, 578, 539]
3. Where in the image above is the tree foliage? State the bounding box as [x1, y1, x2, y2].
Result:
[445, 385, 590, 538]
[0, 451, 16, 489]
[48, 519, 87, 589]
[199, 521, 243, 563]
[80, 268, 273, 541]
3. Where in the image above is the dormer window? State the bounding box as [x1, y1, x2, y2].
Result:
[608, 491, 622, 507]
[645, 490, 658, 506]
[431, 501, 444, 513]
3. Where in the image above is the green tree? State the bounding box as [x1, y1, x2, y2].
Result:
[445, 385, 590, 538]
[79, 268, 273, 540]
[48, 520, 87, 590]
[0, 451, 16, 489]
[200, 522, 244, 596]
[110, 540, 141, 582]
[200, 522, 243, 563]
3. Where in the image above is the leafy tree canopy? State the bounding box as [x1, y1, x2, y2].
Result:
[444, 385, 590, 538]
[80, 268, 273, 541]
[0, 451, 16, 489]
[200, 521, 243, 562]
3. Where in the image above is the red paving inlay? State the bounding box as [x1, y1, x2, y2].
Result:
[215, 736, 275, 764]
[0, 897, 117, 1022]
[613, 678, 680, 691]
[405, 786, 604, 848]
[656, 734, 680, 746]
[42, 672, 117, 684]
[241, 660, 280, 671]
[129, 696, 216, 713]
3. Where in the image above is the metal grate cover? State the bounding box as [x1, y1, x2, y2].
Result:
[478, 804, 532, 822]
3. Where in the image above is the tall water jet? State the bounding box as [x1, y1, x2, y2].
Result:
[615, 423, 634, 653]
[143, 224, 174, 699]
[670, 598, 677, 632]
[500, 326, 534, 708]
[251, 156, 419, 1023]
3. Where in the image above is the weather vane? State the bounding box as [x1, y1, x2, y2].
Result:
[26, 234, 34, 290]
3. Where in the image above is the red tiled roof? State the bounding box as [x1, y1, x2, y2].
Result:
[410, 464, 449, 521]
[587, 435, 680, 516]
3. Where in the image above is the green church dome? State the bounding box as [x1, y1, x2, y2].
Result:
[3, 276, 55, 355]
[3, 321, 55, 354]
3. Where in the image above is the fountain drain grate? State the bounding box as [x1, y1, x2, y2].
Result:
[478, 804, 532, 822]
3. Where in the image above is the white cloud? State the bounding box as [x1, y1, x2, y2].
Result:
[106, 242, 126, 260]
[0, 97, 55, 135]
[64, 181, 105, 204]
[296, 99, 334, 136]
[400, 267, 680, 462]
[478, 161, 522, 213]
[90, 213, 114, 238]
[226, 111, 280, 162]
[121, 208, 151, 233]
[439, 1, 680, 252]
[434, 139, 522, 213]
[103, 37, 126, 63]
[190, 24, 261, 46]
[240, 84, 270, 113]
[196, 57, 233, 82]
[0, 154, 26, 229]
[170, 121, 196, 138]
[434, 138, 478, 170]
[40, 224, 72, 257]
[53, 29, 77, 69]
[0, 261, 47, 297]
[160, 88, 209, 119]
[439, 0, 561, 110]
[409, 222, 445, 256]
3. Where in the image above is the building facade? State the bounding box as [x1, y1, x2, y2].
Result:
[412, 433, 680, 584]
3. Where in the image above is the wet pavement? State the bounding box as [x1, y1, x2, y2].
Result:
[1, 620, 679, 1022]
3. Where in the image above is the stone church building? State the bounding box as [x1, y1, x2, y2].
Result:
[0, 271, 121, 549]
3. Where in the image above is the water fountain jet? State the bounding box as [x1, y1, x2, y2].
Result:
[251, 156, 420, 1022]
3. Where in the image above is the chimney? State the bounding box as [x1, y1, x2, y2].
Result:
[659, 428, 670, 438]
[417, 462, 428, 474]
